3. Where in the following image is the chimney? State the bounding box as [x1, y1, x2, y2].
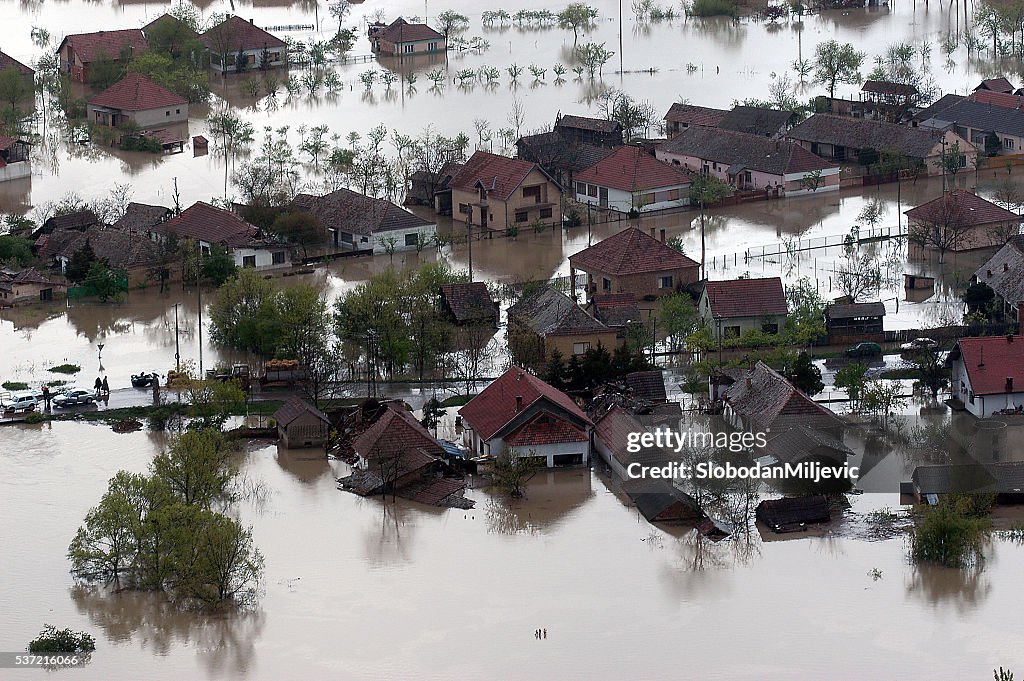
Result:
[1005, 263, 1010, 272]
[1008, 333, 1015, 343]
[987, 269, 993, 278]
[1007, 377, 1015, 392]
[515, 395, 523, 411]
[250, 17, 255, 24]
[660, 229, 666, 243]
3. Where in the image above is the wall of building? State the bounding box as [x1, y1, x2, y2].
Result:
[280, 413, 328, 448]
[574, 184, 690, 213]
[232, 246, 291, 270]
[950, 355, 1023, 417]
[545, 330, 621, 360]
[507, 439, 590, 468]
[909, 219, 1021, 254]
[698, 292, 787, 338]
[210, 47, 286, 73]
[583, 266, 699, 305]
[372, 223, 438, 255]
[130, 105, 189, 129]
[378, 38, 444, 54]
[0, 161, 30, 183]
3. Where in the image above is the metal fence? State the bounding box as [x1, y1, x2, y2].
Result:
[744, 224, 908, 260]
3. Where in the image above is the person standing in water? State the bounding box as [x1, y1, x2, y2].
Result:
[101, 376, 109, 395]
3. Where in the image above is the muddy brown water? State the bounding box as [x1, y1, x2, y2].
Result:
[2, 421, 1024, 679]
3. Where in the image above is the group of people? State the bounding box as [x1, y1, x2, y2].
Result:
[93, 376, 110, 395]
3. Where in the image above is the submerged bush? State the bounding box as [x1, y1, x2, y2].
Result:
[688, 0, 740, 17]
[909, 503, 989, 568]
[48, 364, 81, 375]
[28, 625, 95, 654]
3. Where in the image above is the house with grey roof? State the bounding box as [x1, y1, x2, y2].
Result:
[916, 90, 1024, 155]
[719, 361, 843, 436]
[554, 114, 624, 147]
[974, 236, 1024, 326]
[786, 114, 973, 174]
[663, 103, 728, 137]
[717, 105, 795, 139]
[507, 286, 618, 367]
[293, 188, 437, 253]
[825, 301, 885, 345]
[656, 127, 840, 195]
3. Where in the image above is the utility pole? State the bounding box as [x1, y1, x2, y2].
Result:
[173, 303, 181, 372]
[466, 216, 473, 282]
[196, 244, 203, 375]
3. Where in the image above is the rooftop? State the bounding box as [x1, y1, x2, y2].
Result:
[717, 105, 794, 137]
[663, 103, 728, 127]
[904, 190, 1021, 227]
[353, 402, 444, 466]
[508, 287, 611, 337]
[0, 50, 34, 77]
[112, 202, 172, 233]
[293, 188, 433, 236]
[723, 361, 844, 433]
[703, 276, 788, 319]
[451, 151, 547, 202]
[952, 334, 1024, 396]
[89, 73, 187, 112]
[272, 396, 330, 427]
[825, 301, 886, 321]
[58, 29, 148, 64]
[556, 114, 623, 134]
[975, 77, 1015, 94]
[756, 495, 831, 529]
[787, 114, 953, 158]
[201, 15, 286, 51]
[373, 17, 444, 43]
[912, 461, 1024, 496]
[439, 281, 496, 323]
[569, 227, 698, 276]
[975, 236, 1024, 305]
[154, 201, 266, 248]
[861, 80, 919, 97]
[662, 126, 835, 175]
[49, 226, 162, 270]
[575, 145, 691, 192]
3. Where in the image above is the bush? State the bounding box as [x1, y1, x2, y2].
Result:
[688, 0, 739, 18]
[24, 412, 46, 424]
[48, 364, 81, 375]
[2, 381, 29, 390]
[28, 625, 95, 654]
[909, 503, 989, 568]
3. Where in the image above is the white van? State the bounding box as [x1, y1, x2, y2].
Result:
[2, 391, 38, 413]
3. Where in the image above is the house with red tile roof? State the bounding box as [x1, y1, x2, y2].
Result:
[0, 50, 35, 106]
[56, 29, 149, 83]
[87, 73, 188, 130]
[368, 17, 445, 55]
[0, 267, 65, 306]
[150, 201, 291, 270]
[459, 366, 593, 467]
[569, 227, 699, 309]
[573, 146, 691, 213]
[949, 334, 1024, 417]
[450, 151, 563, 231]
[201, 16, 286, 74]
[657, 127, 840, 196]
[906, 190, 1021, 255]
[699, 276, 788, 340]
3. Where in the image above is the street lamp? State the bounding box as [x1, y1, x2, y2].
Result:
[98, 343, 105, 371]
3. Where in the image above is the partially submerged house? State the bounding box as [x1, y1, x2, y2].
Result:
[0, 50, 35, 92]
[825, 301, 885, 345]
[273, 396, 330, 448]
[717, 105, 795, 139]
[663, 103, 727, 137]
[293, 188, 437, 253]
[905, 190, 1021, 254]
[0, 268, 65, 306]
[911, 461, 1024, 505]
[507, 286, 617, 365]
[656, 127, 839, 195]
[201, 16, 286, 73]
[406, 160, 463, 213]
[719, 361, 844, 436]
[573, 145, 691, 213]
[151, 201, 291, 270]
[450, 151, 562, 230]
[786, 114, 973, 174]
[916, 90, 1024, 155]
[699, 276, 788, 339]
[45, 226, 170, 287]
[368, 18, 445, 55]
[755, 495, 831, 532]
[0, 136, 31, 183]
[439, 281, 498, 326]
[753, 425, 853, 468]
[949, 334, 1024, 417]
[569, 227, 700, 308]
[826, 80, 920, 122]
[459, 367, 593, 466]
[57, 29, 149, 83]
[974, 236, 1024, 325]
[554, 114, 624, 147]
[87, 73, 189, 130]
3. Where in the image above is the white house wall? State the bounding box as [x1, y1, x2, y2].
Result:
[575, 185, 689, 213]
[372, 223, 437, 255]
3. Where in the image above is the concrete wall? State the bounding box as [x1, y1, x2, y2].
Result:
[378, 38, 445, 54]
[231, 245, 291, 270]
[507, 440, 590, 468]
[582, 266, 700, 305]
[372, 223, 438, 255]
[574, 183, 690, 213]
[0, 161, 30, 182]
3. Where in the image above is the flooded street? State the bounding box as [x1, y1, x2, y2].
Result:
[2, 421, 1023, 679]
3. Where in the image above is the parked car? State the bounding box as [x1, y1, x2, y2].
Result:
[845, 342, 882, 358]
[52, 388, 96, 408]
[2, 391, 38, 413]
[900, 337, 937, 352]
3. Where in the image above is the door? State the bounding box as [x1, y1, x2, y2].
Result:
[599, 187, 608, 208]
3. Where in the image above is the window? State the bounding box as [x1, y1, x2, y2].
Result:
[176, 108, 180, 114]
[340, 232, 353, 244]
[523, 185, 542, 203]
[428, 41, 437, 51]
[166, 111, 170, 116]
[761, 322, 779, 334]
[587, 184, 598, 198]
[1005, 138, 1015, 150]
[540, 207, 552, 219]
[201, 245, 211, 256]
[958, 154, 967, 168]
[404, 44, 414, 53]
[744, 171, 752, 183]
[272, 251, 285, 265]
[724, 325, 740, 339]
[659, 275, 673, 289]
[576, 182, 587, 195]
[405, 233, 418, 246]
[602, 277, 612, 291]
[572, 342, 591, 355]
[243, 255, 256, 268]
[459, 203, 472, 215]
[515, 211, 528, 223]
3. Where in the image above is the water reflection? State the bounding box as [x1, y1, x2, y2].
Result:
[71, 584, 266, 678]
[905, 563, 993, 612]
[274, 445, 331, 484]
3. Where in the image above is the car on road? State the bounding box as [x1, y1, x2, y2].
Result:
[2, 391, 39, 413]
[845, 342, 882, 359]
[52, 388, 96, 408]
[900, 337, 938, 352]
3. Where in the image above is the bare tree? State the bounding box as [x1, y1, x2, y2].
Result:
[908, 193, 972, 264]
[507, 96, 526, 140]
[834, 240, 882, 301]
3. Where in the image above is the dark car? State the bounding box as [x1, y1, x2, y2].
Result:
[845, 342, 882, 359]
[52, 388, 96, 408]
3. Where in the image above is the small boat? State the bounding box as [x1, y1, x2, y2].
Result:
[131, 372, 158, 388]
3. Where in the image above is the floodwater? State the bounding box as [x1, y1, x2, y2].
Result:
[2, 420, 1024, 679]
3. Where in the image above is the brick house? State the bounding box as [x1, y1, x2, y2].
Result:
[273, 396, 330, 448]
[201, 16, 286, 73]
[459, 367, 593, 467]
[699, 277, 788, 340]
[87, 73, 188, 130]
[656, 127, 839, 196]
[450, 151, 562, 231]
[569, 227, 700, 310]
[573, 145, 691, 213]
[949, 335, 1024, 417]
[507, 287, 618, 367]
[906, 190, 1021, 255]
[57, 29, 148, 83]
[368, 18, 445, 55]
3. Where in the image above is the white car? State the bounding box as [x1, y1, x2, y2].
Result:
[52, 388, 97, 408]
[901, 337, 937, 352]
[2, 391, 38, 413]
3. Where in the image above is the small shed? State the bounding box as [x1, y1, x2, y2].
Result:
[755, 495, 831, 533]
[193, 135, 208, 157]
[825, 301, 885, 345]
[273, 396, 330, 448]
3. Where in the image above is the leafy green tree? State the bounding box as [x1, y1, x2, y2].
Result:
[64, 240, 96, 283]
[789, 351, 823, 395]
[660, 293, 699, 353]
[963, 281, 995, 315]
[558, 3, 598, 45]
[0, 235, 34, 266]
[861, 379, 905, 428]
[84, 260, 122, 301]
[689, 173, 732, 279]
[784, 277, 827, 346]
[914, 347, 948, 400]
[492, 450, 541, 498]
[207, 268, 277, 352]
[909, 503, 988, 568]
[271, 211, 324, 257]
[0, 65, 32, 114]
[435, 10, 470, 40]
[835, 362, 868, 408]
[28, 625, 96, 654]
[151, 430, 236, 508]
[201, 246, 237, 286]
[543, 349, 568, 390]
[812, 40, 865, 98]
[88, 49, 126, 90]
